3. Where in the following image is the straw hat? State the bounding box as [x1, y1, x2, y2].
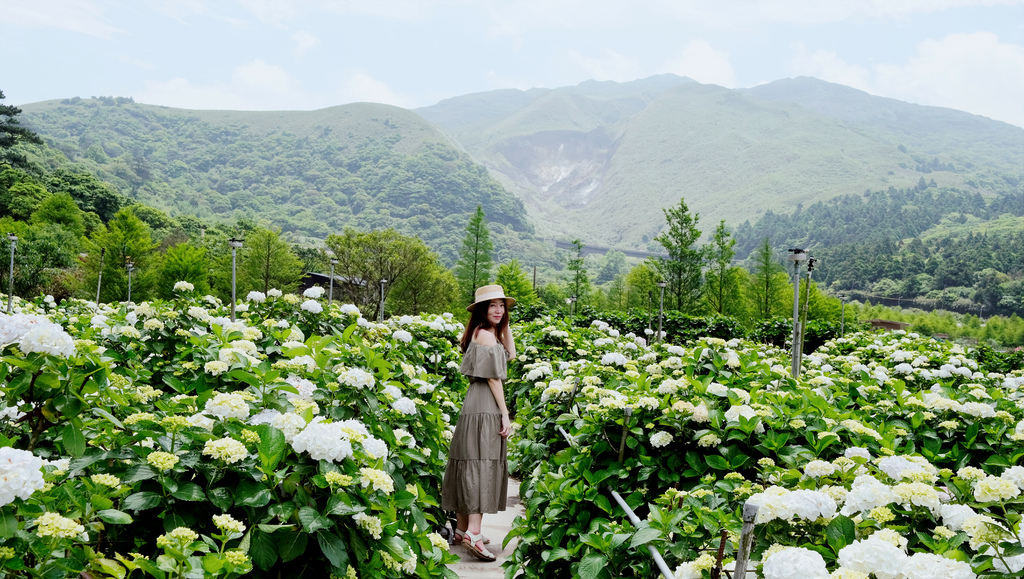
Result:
[466, 284, 517, 312]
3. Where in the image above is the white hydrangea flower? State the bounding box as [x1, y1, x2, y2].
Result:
[303, 286, 325, 299]
[392, 397, 417, 415]
[0, 447, 45, 507]
[650, 431, 673, 448]
[392, 330, 413, 343]
[762, 547, 830, 579]
[247, 291, 266, 303]
[174, 281, 194, 292]
[301, 300, 323, 314]
[204, 392, 250, 420]
[837, 536, 907, 579]
[291, 418, 354, 463]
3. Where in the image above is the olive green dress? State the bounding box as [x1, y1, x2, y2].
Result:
[441, 342, 509, 514]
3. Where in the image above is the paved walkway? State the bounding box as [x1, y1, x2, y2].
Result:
[448, 478, 524, 579]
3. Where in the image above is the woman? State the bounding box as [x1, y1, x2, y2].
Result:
[441, 285, 516, 561]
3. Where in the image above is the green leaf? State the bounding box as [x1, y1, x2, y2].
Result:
[540, 547, 569, 563]
[0, 507, 17, 538]
[704, 454, 729, 471]
[91, 407, 125, 430]
[123, 491, 162, 511]
[578, 553, 607, 579]
[629, 525, 662, 548]
[256, 424, 287, 473]
[170, 482, 205, 502]
[317, 530, 349, 569]
[98, 509, 133, 524]
[61, 423, 86, 457]
[123, 464, 159, 483]
[207, 487, 233, 511]
[298, 506, 333, 533]
[236, 480, 272, 507]
[228, 370, 261, 388]
[826, 515, 856, 554]
[382, 535, 410, 559]
[278, 529, 308, 563]
[250, 530, 279, 570]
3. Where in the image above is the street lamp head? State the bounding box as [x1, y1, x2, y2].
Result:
[6, 233, 16, 243]
[228, 238, 244, 249]
[657, 280, 667, 288]
[380, 279, 387, 284]
[330, 258, 338, 265]
[786, 248, 808, 261]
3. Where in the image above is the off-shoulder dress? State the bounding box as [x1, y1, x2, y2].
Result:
[440, 342, 509, 514]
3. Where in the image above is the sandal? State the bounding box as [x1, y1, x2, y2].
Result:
[453, 528, 490, 544]
[462, 531, 496, 562]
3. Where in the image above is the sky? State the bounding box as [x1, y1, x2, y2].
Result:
[3, 0, 1024, 128]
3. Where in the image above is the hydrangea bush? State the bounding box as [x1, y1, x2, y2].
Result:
[503, 316, 1024, 579]
[0, 289, 467, 578]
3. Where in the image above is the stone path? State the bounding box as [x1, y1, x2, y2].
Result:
[448, 478, 524, 579]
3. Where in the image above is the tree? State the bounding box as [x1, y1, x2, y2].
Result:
[31, 192, 85, 238]
[595, 250, 627, 284]
[565, 239, 591, 305]
[83, 207, 158, 303]
[704, 220, 743, 316]
[327, 228, 455, 320]
[7, 181, 50, 220]
[157, 243, 211, 298]
[454, 206, 493, 302]
[653, 198, 705, 313]
[495, 259, 538, 308]
[625, 262, 659, 312]
[747, 238, 790, 321]
[0, 89, 43, 169]
[47, 169, 126, 222]
[235, 228, 304, 295]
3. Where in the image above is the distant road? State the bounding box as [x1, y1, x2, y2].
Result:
[553, 239, 667, 260]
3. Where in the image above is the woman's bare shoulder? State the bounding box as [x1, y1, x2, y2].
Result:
[471, 328, 498, 346]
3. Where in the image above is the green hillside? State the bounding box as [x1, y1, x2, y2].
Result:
[418, 75, 1024, 251]
[18, 97, 544, 266]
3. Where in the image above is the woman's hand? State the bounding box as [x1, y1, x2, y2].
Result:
[499, 413, 511, 438]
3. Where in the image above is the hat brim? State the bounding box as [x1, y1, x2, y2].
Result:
[466, 297, 516, 312]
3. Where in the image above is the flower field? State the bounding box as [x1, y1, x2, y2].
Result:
[4, 288, 1024, 579]
[0, 287, 468, 578]
[504, 318, 1024, 579]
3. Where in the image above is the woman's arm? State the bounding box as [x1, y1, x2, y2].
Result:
[502, 325, 516, 360]
[487, 377, 511, 438]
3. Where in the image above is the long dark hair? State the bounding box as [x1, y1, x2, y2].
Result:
[459, 299, 510, 353]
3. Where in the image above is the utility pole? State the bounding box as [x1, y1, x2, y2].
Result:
[787, 249, 808, 379]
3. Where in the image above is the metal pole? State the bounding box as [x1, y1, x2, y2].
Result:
[790, 259, 801, 378]
[127, 263, 133, 303]
[647, 290, 652, 330]
[797, 257, 815, 373]
[840, 301, 845, 337]
[658, 284, 665, 344]
[379, 279, 387, 321]
[6, 235, 16, 314]
[230, 246, 237, 322]
[328, 259, 337, 308]
[96, 247, 105, 305]
[609, 491, 675, 579]
[730, 502, 760, 579]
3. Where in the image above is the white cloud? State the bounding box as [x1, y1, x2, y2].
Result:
[135, 59, 315, 110]
[656, 0, 1024, 27]
[113, 54, 157, 71]
[661, 40, 736, 88]
[337, 71, 411, 107]
[291, 30, 320, 57]
[790, 32, 1024, 127]
[566, 48, 643, 82]
[789, 42, 872, 91]
[6, 0, 121, 38]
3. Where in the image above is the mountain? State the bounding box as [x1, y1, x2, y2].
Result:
[418, 75, 1023, 251]
[17, 97, 544, 267]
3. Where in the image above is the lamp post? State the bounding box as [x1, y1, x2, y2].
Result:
[379, 279, 387, 321]
[657, 280, 667, 344]
[647, 290, 653, 331]
[328, 257, 338, 308]
[126, 260, 135, 304]
[228, 238, 244, 322]
[787, 249, 808, 378]
[96, 247, 106, 305]
[797, 256, 816, 371]
[839, 295, 847, 337]
[5, 233, 16, 314]
[567, 296, 577, 317]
